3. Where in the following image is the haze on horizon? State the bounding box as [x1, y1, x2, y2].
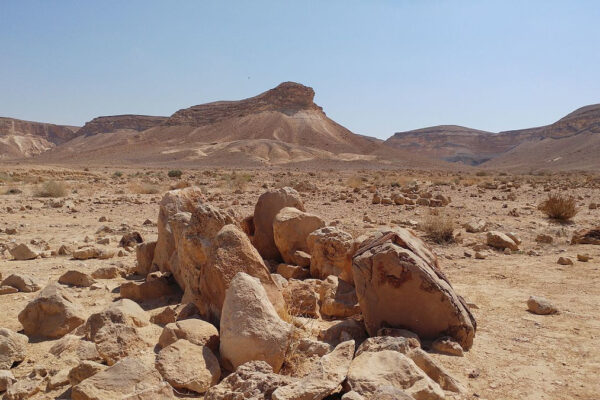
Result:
[2, 0, 599, 139]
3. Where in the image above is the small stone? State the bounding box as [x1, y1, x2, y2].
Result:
[577, 254, 591, 262]
[527, 296, 558, 315]
[557, 257, 573, 266]
[431, 336, 464, 356]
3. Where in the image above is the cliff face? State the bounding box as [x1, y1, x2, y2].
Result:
[165, 82, 323, 126]
[77, 115, 168, 137]
[0, 117, 79, 145]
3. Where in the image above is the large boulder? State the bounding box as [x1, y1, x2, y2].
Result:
[71, 356, 174, 400]
[155, 339, 220, 394]
[18, 283, 85, 338]
[84, 299, 150, 340]
[135, 241, 157, 276]
[58, 270, 95, 287]
[9, 243, 39, 260]
[308, 227, 356, 283]
[93, 323, 149, 366]
[152, 186, 205, 278]
[198, 224, 285, 322]
[205, 361, 294, 400]
[273, 207, 325, 266]
[220, 272, 292, 373]
[319, 275, 361, 319]
[0, 328, 28, 369]
[346, 350, 444, 399]
[271, 340, 354, 400]
[282, 279, 321, 319]
[352, 229, 476, 350]
[252, 187, 304, 260]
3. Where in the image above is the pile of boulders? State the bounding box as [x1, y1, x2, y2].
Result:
[3, 186, 477, 399]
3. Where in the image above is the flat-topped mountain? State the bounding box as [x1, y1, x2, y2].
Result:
[0, 117, 80, 159]
[77, 115, 168, 137]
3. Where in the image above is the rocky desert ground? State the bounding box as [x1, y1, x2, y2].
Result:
[0, 164, 598, 400]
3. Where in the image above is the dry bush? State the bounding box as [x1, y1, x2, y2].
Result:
[169, 180, 190, 190]
[33, 180, 67, 198]
[421, 211, 455, 243]
[538, 194, 578, 221]
[221, 172, 253, 192]
[129, 182, 162, 194]
[347, 175, 364, 189]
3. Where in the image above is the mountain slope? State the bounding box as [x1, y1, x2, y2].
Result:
[0, 117, 80, 159]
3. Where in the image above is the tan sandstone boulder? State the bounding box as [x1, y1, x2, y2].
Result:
[84, 299, 150, 340]
[0, 328, 28, 369]
[308, 226, 356, 283]
[571, 227, 600, 245]
[319, 275, 361, 319]
[1, 274, 41, 293]
[486, 231, 519, 251]
[71, 356, 174, 400]
[273, 207, 325, 266]
[155, 339, 220, 394]
[252, 187, 304, 260]
[220, 272, 292, 373]
[158, 319, 219, 352]
[352, 229, 476, 350]
[198, 224, 285, 322]
[135, 241, 157, 276]
[18, 283, 86, 338]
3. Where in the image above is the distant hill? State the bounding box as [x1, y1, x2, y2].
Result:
[0, 117, 80, 159]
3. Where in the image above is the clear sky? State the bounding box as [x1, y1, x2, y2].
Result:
[2, 1, 599, 139]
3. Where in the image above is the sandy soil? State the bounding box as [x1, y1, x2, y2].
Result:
[0, 165, 598, 399]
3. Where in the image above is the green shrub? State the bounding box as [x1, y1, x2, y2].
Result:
[168, 169, 183, 178]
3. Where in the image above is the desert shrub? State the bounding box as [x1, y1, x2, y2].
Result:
[33, 180, 67, 198]
[475, 171, 488, 177]
[168, 169, 183, 178]
[221, 172, 252, 192]
[347, 175, 364, 189]
[538, 194, 578, 221]
[113, 171, 123, 178]
[130, 182, 161, 194]
[421, 211, 455, 243]
[169, 180, 190, 190]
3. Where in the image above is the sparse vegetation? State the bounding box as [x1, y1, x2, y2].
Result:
[538, 194, 578, 221]
[130, 182, 161, 194]
[168, 169, 183, 178]
[33, 180, 67, 198]
[113, 171, 123, 178]
[422, 211, 455, 243]
[221, 172, 252, 192]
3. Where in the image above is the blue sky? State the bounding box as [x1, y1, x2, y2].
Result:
[2, 1, 599, 139]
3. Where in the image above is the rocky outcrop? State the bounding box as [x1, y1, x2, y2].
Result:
[352, 229, 476, 350]
[0, 328, 28, 369]
[308, 227, 356, 283]
[165, 82, 322, 127]
[77, 115, 167, 136]
[273, 207, 325, 266]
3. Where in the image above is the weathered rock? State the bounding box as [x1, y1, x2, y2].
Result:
[152, 187, 205, 276]
[91, 266, 121, 279]
[272, 340, 354, 400]
[119, 231, 143, 248]
[273, 207, 325, 266]
[155, 339, 220, 394]
[198, 224, 285, 323]
[71, 356, 174, 400]
[135, 241, 157, 276]
[93, 323, 149, 366]
[527, 296, 558, 315]
[283, 279, 321, 318]
[84, 299, 150, 340]
[0, 370, 16, 392]
[463, 219, 487, 233]
[577, 253, 591, 262]
[158, 319, 219, 352]
[319, 276, 360, 319]
[47, 368, 71, 390]
[486, 231, 518, 251]
[252, 187, 305, 260]
[119, 276, 180, 302]
[220, 272, 292, 373]
[150, 303, 199, 326]
[353, 229, 476, 350]
[376, 328, 421, 347]
[571, 227, 600, 245]
[0, 328, 28, 369]
[346, 350, 444, 399]
[72, 247, 115, 260]
[407, 348, 465, 393]
[59, 270, 95, 287]
[1, 274, 41, 293]
[68, 360, 107, 386]
[18, 283, 85, 338]
[431, 336, 464, 356]
[355, 336, 416, 357]
[9, 243, 38, 260]
[4, 376, 44, 400]
[205, 360, 295, 400]
[277, 263, 310, 280]
[49, 334, 102, 362]
[535, 234, 553, 244]
[308, 226, 356, 283]
[0, 286, 18, 295]
[557, 256, 573, 266]
[318, 319, 367, 347]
